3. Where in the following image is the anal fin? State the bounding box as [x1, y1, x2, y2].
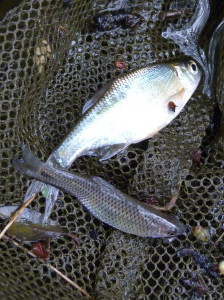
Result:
[82, 144, 129, 161]
[96, 143, 128, 161]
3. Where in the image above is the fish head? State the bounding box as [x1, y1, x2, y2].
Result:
[173, 60, 202, 95]
[152, 216, 186, 238]
[139, 205, 186, 238]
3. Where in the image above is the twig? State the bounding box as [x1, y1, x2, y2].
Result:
[3, 235, 37, 258]
[3, 235, 93, 299]
[0, 193, 37, 240]
[50, 265, 93, 299]
[147, 181, 181, 211]
[150, 194, 179, 211]
[59, 25, 69, 33]
[216, 232, 224, 243]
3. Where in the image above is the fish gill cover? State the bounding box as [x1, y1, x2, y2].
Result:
[0, 0, 223, 299]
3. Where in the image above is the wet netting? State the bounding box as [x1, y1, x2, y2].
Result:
[0, 0, 223, 299]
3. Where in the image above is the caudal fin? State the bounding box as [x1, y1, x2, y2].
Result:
[23, 180, 59, 223]
[13, 145, 60, 223]
[12, 144, 44, 176]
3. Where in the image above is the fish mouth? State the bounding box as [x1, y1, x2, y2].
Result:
[166, 220, 186, 237]
[154, 223, 186, 238]
[174, 221, 186, 236]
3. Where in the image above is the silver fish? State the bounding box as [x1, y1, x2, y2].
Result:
[24, 60, 201, 221]
[14, 146, 186, 238]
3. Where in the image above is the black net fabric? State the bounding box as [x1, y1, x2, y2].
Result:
[0, 0, 223, 299]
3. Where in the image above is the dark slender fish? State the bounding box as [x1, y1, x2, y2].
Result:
[13, 146, 186, 238]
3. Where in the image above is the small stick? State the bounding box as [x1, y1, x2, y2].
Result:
[50, 265, 93, 299]
[149, 181, 182, 211]
[3, 235, 37, 258]
[3, 235, 93, 299]
[151, 194, 179, 211]
[59, 25, 69, 33]
[152, 195, 179, 211]
[216, 232, 224, 243]
[0, 193, 37, 240]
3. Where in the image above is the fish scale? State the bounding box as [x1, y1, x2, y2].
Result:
[52, 63, 198, 167]
[13, 146, 186, 238]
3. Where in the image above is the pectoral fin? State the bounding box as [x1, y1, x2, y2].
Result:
[82, 80, 114, 114]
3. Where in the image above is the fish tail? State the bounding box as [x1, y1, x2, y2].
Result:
[13, 145, 59, 223]
[13, 144, 44, 176]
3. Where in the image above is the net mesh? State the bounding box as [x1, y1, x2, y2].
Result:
[0, 0, 223, 299]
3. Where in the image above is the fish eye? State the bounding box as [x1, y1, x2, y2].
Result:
[188, 60, 198, 74]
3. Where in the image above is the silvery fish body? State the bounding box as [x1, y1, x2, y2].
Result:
[14, 147, 186, 238]
[24, 60, 201, 221]
[51, 60, 201, 167]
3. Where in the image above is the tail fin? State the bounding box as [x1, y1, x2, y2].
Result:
[13, 145, 59, 223]
[22, 180, 59, 223]
[12, 144, 44, 176]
